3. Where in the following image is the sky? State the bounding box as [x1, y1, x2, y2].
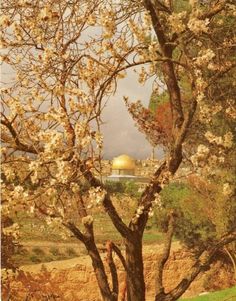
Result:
[1, 20, 165, 160]
[101, 71, 163, 160]
[1, 62, 163, 160]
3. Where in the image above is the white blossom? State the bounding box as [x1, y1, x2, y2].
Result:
[223, 132, 233, 148]
[194, 49, 215, 66]
[223, 183, 233, 196]
[168, 12, 186, 33]
[82, 215, 94, 226]
[88, 187, 106, 205]
[188, 18, 209, 34]
[0, 15, 10, 28]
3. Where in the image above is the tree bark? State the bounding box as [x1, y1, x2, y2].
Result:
[155, 231, 236, 301]
[155, 212, 175, 298]
[86, 239, 117, 301]
[106, 241, 119, 299]
[125, 234, 145, 301]
[64, 222, 116, 301]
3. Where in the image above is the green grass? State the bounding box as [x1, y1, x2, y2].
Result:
[13, 245, 80, 265]
[143, 230, 163, 244]
[13, 193, 166, 246]
[179, 286, 236, 301]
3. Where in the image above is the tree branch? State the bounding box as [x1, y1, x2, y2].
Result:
[155, 211, 175, 299]
[162, 231, 236, 301]
[200, 0, 230, 20]
[106, 241, 119, 300]
[63, 221, 86, 243]
[1, 118, 39, 154]
[79, 162, 133, 239]
[143, 0, 184, 134]
[111, 242, 128, 272]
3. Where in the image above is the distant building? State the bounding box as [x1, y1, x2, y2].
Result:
[106, 154, 148, 183]
[111, 154, 135, 176]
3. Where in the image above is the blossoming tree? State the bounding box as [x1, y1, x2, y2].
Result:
[1, 0, 235, 301]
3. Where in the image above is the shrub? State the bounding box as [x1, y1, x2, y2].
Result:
[32, 247, 45, 256]
[155, 182, 217, 249]
[44, 256, 54, 262]
[105, 180, 141, 198]
[49, 246, 61, 256]
[29, 255, 41, 263]
[65, 247, 77, 257]
[1, 215, 22, 269]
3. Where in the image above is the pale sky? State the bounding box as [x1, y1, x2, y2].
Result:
[1, 63, 163, 159]
[101, 71, 163, 159]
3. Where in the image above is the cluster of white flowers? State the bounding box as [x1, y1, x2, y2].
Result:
[56, 160, 72, 183]
[207, 62, 219, 71]
[45, 216, 53, 225]
[208, 155, 225, 167]
[75, 122, 87, 137]
[81, 136, 92, 148]
[87, 14, 96, 26]
[199, 103, 222, 123]
[226, 4, 236, 17]
[2, 223, 20, 239]
[0, 15, 11, 28]
[39, 131, 64, 156]
[195, 76, 207, 93]
[194, 49, 215, 67]
[148, 207, 154, 217]
[42, 47, 56, 63]
[168, 12, 186, 33]
[88, 186, 106, 206]
[46, 187, 57, 197]
[7, 97, 25, 116]
[191, 144, 210, 166]
[74, 122, 93, 148]
[39, 6, 59, 23]
[160, 170, 172, 188]
[128, 19, 147, 43]
[138, 67, 148, 84]
[152, 193, 163, 209]
[188, 17, 209, 34]
[29, 160, 41, 184]
[100, 9, 116, 39]
[223, 132, 234, 148]
[225, 100, 236, 119]
[11, 185, 24, 199]
[18, 0, 32, 7]
[2, 165, 15, 181]
[44, 107, 66, 123]
[222, 183, 233, 197]
[12, 22, 24, 41]
[205, 131, 233, 148]
[114, 37, 130, 52]
[148, 42, 159, 61]
[143, 11, 152, 29]
[82, 215, 94, 226]
[132, 205, 144, 224]
[189, 0, 197, 7]
[94, 132, 103, 148]
[70, 182, 80, 193]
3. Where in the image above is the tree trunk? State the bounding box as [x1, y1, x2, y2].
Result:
[86, 240, 116, 301]
[125, 235, 145, 301]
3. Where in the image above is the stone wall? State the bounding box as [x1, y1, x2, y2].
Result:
[2, 248, 235, 301]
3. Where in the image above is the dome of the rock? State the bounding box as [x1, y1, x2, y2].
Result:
[112, 155, 135, 175]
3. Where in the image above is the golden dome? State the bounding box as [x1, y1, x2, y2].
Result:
[112, 154, 136, 170]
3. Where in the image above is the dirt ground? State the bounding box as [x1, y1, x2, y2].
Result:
[2, 241, 235, 301]
[20, 241, 181, 273]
